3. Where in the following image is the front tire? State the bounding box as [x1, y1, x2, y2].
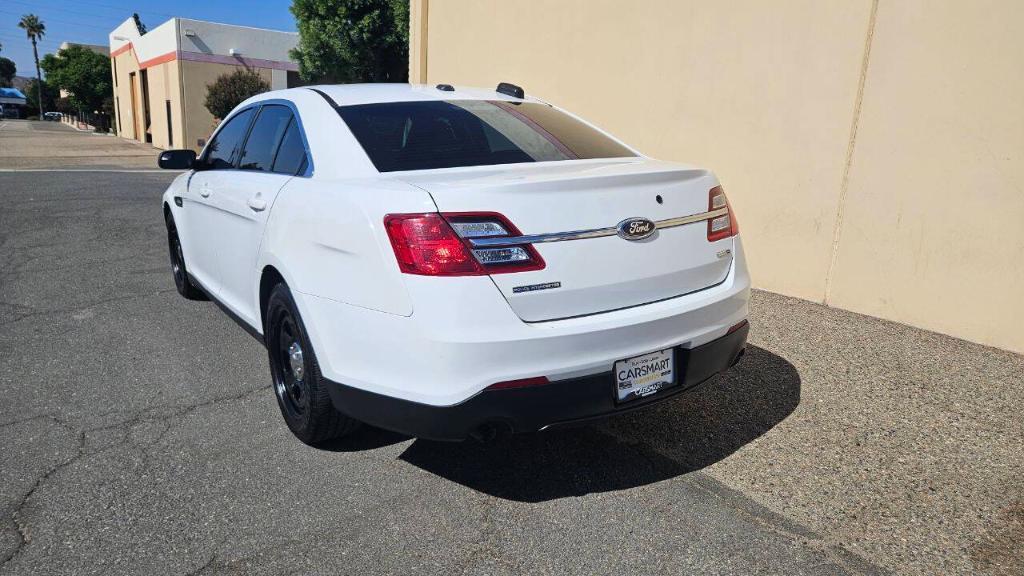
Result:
[265, 283, 359, 445]
[165, 214, 205, 300]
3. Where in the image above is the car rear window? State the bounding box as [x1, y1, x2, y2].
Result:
[336, 100, 636, 172]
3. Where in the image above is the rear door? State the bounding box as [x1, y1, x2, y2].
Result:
[204, 104, 308, 326]
[183, 106, 256, 294]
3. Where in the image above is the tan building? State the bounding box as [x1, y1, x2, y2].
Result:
[409, 0, 1024, 354]
[108, 17, 298, 151]
[58, 42, 109, 56]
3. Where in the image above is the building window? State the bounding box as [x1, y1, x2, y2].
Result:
[112, 58, 117, 86]
[166, 100, 173, 147]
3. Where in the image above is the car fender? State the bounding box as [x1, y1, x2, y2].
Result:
[161, 171, 192, 241]
[255, 175, 436, 323]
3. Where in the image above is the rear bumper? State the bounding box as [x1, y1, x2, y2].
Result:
[297, 238, 751, 407]
[326, 322, 748, 441]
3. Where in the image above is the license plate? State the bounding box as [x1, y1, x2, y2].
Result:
[614, 348, 676, 402]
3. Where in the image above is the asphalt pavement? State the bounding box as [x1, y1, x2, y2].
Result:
[0, 122, 1021, 575]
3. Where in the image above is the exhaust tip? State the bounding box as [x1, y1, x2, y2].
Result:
[469, 420, 513, 443]
[730, 347, 746, 367]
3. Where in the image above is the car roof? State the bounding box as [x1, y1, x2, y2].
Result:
[299, 83, 537, 107]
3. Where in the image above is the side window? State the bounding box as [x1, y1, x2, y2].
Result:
[272, 118, 309, 175]
[239, 105, 294, 172]
[204, 107, 256, 169]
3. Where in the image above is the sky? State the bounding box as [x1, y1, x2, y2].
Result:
[0, 0, 296, 79]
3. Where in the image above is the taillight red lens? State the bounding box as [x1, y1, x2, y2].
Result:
[384, 213, 484, 276]
[383, 212, 545, 276]
[707, 186, 739, 242]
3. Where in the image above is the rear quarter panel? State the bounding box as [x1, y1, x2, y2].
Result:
[257, 177, 437, 318]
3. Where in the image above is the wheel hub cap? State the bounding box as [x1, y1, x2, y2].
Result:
[287, 342, 304, 380]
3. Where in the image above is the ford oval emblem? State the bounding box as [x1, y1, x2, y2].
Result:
[617, 217, 657, 241]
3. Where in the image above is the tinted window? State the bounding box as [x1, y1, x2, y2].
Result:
[272, 118, 308, 175]
[336, 100, 635, 172]
[239, 105, 294, 172]
[205, 107, 256, 169]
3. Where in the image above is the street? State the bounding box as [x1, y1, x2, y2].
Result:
[1, 122, 1022, 575]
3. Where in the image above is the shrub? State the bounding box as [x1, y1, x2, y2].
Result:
[203, 69, 270, 120]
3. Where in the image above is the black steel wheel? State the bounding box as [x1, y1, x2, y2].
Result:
[265, 282, 359, 445]
[165, 214, 205, 300]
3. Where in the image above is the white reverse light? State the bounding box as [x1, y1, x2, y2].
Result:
[450, 221, 508, 238]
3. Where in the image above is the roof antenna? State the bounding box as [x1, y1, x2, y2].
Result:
[496, 82, 524, 99]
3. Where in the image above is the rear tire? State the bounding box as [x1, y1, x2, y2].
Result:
[165, 214, 206, 300]
[265, 283, 359, 445]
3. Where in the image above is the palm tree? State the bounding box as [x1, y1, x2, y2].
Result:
[18, 14, 46, 115]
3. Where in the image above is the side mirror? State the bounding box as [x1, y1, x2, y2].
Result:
[158, 149, 197, 170]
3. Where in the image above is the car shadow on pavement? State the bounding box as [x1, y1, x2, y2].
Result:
[396, 345, 800, 503]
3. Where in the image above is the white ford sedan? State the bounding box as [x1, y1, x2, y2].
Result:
[159, 83, 750, 444]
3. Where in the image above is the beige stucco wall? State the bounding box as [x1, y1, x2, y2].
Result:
[179, 60, 274, 151]
[111, 48, 139, 140]
[411, 0, 1024, 353]
[140, 60, 182, 149]
[827, 1, 1024, 353]
[112, 55, 278, 152]
[110, 49, 181, 148]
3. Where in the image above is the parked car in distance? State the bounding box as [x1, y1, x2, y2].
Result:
[43, 111, 63, 121]
[158, 83, 750, 445]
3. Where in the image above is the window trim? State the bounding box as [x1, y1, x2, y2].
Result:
[236, 104, 295, 174]
[199, 105, 257, 171]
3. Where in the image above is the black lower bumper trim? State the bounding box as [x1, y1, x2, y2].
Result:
[326, 322, 749, 441]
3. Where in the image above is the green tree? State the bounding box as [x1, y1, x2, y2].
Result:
[23, 78, 54, 117]
[290, 0, 408, 84]
[203, 69, 270, 120]
[17, 14, 46, 115]
[0, 57, 15, 88]
[41, 45, 112, 113]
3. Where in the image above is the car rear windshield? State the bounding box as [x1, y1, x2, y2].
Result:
[336, 100, 636, 172]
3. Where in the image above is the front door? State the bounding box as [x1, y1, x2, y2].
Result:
[182, 106, 257, 295]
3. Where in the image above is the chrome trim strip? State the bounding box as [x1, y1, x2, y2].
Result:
[467, 207, 729, 247]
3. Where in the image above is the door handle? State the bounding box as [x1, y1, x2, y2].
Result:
[198, 186, 211, 198]
[247, 195, 267, 212]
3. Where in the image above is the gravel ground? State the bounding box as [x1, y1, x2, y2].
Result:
[0, 127, 1021, 575]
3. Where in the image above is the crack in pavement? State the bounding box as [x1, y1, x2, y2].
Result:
[182, 536, 229, 576]
[0, 289, 176, 328]
[1, 415, 82, 569]
[0, 384, 271, 571]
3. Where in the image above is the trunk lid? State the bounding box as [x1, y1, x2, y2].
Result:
[397, 158, 734, 322]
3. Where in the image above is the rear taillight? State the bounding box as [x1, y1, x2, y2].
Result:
[707, 186, 739, 242]
[383, 212, 545, 276]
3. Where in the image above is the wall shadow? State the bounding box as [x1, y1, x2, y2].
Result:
[397, 345, 800, 502]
